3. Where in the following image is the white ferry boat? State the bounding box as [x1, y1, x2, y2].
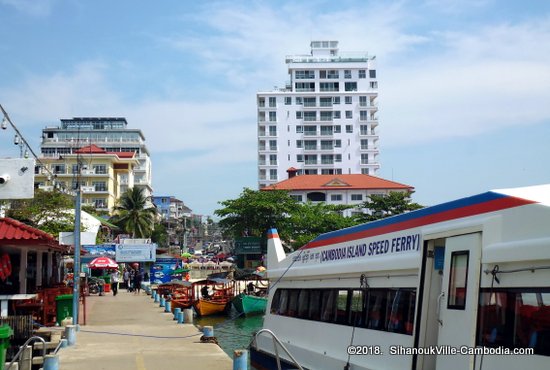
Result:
[250, 184, 550, 370]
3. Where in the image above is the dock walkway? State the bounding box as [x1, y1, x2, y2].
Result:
[58, 289, 232, 370]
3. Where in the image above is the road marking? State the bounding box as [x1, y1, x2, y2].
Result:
[136, 352, 146, 370]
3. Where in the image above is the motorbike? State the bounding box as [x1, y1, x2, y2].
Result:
[87, 277, 101, 295]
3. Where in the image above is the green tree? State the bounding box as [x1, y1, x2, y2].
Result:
[109, 187, 157, 238]
[7, 189, 78, 236]
[354, 191, 423, 223]
[214, 188, 299, 241]
[151, 222, 169, 248]
[288, 202, 357, 249]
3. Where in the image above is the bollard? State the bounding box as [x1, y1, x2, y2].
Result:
[177, 310, 184, 324]
[165, 301, 171, 313]
[43, 354, 59, 370]
[183, 308, 193, 324]
[203, 326, 214, 338]
[151, 291, 156, 300]
[160, 297, 165, 308]
[154, 292, 159, 303]
[233, 349, 248, 370]
[173, 307, 181, 320]
[65, 325, 76, 346]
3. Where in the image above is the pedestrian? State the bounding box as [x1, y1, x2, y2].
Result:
[133, 268, 143, 295]
[110, 269, 120, 296]
[129, 268, 135, 292]
[123, 268, 130, 291]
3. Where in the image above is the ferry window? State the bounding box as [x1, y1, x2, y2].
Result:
[270, 289, 281, 314]
[350, 290, 365, 327]
[448, 251, 469, 309]
[288, 290, 300, 317]
[321, 290, 337, 323]
[367, 290, 387, 330]
[297, 289, 310, 318]
[278, 290, 289, 315]
[387, 289, 416, 335]
[477, 288, 550, 356]
[308, 290, 322, 320]
[335, 290, 349, 324]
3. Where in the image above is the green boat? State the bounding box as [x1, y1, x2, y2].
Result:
[233, 292, 267, 315]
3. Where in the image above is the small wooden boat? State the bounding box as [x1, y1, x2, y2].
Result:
[232, 292, 267, 315]
[192, 277, 235, 316]
[167, 281, 194, 312]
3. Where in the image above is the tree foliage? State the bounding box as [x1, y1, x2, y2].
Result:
[354, 192, 423, 223]
[7, 189, 77, 236]
[288, 202, 357, 248]
[109, 187, 157, 238]
[214, 188, 299, 241]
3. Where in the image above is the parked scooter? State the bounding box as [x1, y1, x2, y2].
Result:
[88, 277, 101, 295]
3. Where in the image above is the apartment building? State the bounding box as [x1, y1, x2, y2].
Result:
[35, 117, 153, 212]
[257, 41, 379, 188]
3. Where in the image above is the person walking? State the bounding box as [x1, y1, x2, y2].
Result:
[133, 268, 143, 295]
[123, 268, 130, 291]
[110, 269, 120, 296]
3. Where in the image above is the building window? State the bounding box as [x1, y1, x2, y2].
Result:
[359, 70, 366, 78]
[361, 139, 369, 149]
[296, 140, 303, 148]
[331, 194, 343, 201]
[320, 126, 333, 136]
[258, 112, 266, 122]
[360, 111, 368, 121]
[268, 97, 276, 107]
[269, 126, 277, 136]
[92, 181, 107, 192]
[369, 70, 376, 78]
[351, 194, 363, 201]
[269, 154, 277, 165]
[334, 140, 341, 148]
[321, 169, 334, 175]
[344, 70, 352, 78]
[370, 81, 378, 89]
[320, 111, 333, 121]
[361, 154, 369, 164]
[258, 155, 266, 165]
[345, 111, 353, 119]
[332, 97, 340, 105]
[304, 126, 317, 136]
[259, 169, 266, 180]
[296, 126, 303, 133]
[304, 112, 317, 122]
[296, 111, 303, 119]
[290, 195, 303, 202]
[258, 97, 265, 107]
[360, 125, 369, 135]
[71, 164, 80, 174]
[269, 140, 277, 150]
[333, 125, 341, 133]
[335, 154, 342, 162]
[304, 140, 317, 150]
[320, 82, 339, 92]
[321, 140, 333, 150]
[303, 97, 316, 107]
[345, 96, 352, 104]
[296, 82, 315, 92]
[296, 70, 315, 79]
[345, 82, 357, 92]
[296, 97, 303, 105]
[52, 164, 65, 174]
[361, 168, 370, 175]
[304, 155, 317, 165]
[93, 164, 107, 174]
[269, 112, 277, 122]
[320, 97, 332, 107]
[269, 169, 278, 180]
[359, 96, 367, 106]
[284, 97, 292, 105]
[346, 125, 353, 133]
[321, 154, 333, 164]
[297, 154, 304, 162]
[333, 111, 341, 119]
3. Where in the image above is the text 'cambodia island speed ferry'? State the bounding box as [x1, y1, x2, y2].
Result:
[250, 184, 550, 370]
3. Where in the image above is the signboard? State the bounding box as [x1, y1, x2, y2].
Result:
[82, 244, 116, 257]
[115, 244, 156, 262]
[150, 258, 179, 284]
[234, 237, 264, 255]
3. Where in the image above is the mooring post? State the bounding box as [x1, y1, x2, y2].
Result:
[233, 349, 248, 370]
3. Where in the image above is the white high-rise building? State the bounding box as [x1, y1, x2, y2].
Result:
[257, 41, 379, 188]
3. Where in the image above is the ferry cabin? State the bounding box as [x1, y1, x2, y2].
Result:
[252, 184, 550, 370]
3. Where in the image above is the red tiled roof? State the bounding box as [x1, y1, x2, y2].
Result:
[75, 144, 135, 159]
[0, 218, 65, 250]
[263, 174, 414, 191]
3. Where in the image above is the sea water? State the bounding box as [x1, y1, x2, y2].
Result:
[195, 307, 264, 368]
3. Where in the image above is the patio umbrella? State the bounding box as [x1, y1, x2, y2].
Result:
[88, 256, 118, 269]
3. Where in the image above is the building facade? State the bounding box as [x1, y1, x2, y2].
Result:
[263, 172, 413, 218]
[257, 41, 379, 188]
[36, 117, 153, 212]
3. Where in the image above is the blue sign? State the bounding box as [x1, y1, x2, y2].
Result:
[149, 258, 180, 285]
[434, 246, 445, 270]
[82, 244, 116, 257]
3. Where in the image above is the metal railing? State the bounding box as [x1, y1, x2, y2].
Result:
[6, 336, 46, 370]
[250, 328, 304, 370]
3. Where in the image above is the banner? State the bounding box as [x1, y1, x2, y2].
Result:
[115, 244, 156, 262]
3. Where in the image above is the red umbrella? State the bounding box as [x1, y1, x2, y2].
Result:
[88, 256, 118, 269]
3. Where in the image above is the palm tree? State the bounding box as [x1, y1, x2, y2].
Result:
[110, 187, 157, 238]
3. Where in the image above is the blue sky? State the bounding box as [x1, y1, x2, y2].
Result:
[1, 0, 550, 217]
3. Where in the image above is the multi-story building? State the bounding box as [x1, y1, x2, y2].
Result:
[34, 144, 139, 212]
[152, 196, 193, 246]
[263, 170, 413, 217]
[36, 117, 153, 212]
[257, 41, 379, 188]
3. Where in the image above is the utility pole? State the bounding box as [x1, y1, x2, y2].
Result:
[72, 186, 81, 326]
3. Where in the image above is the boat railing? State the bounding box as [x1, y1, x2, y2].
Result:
[250, 328, 304, 370]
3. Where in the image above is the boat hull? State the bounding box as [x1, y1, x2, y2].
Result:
[232, 293, 267, 315]
[193, 298, 228, 316]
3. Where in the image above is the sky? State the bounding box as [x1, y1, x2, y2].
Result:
[1, 0, 550, 218]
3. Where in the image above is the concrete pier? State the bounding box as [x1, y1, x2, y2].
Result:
[58, 290, 232, 369]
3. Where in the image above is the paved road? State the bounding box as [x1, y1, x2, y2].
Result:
[58, 289, 233, 370]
